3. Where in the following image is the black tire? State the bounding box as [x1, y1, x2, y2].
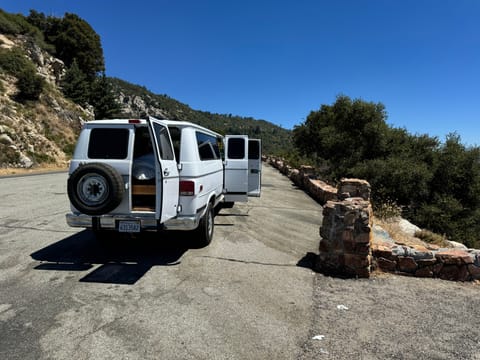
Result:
[68, 163, 124, 216]
[195, 203, 214, 247]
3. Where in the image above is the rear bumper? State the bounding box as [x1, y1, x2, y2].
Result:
[66, 212, 202, 232]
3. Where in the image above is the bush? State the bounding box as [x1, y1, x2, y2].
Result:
[0, 48, 45, 100]
[293, 96, 480, 247]
[16, 69, 45, 100]
[415, 229, 450, 248]
[0, 144, 20, 164]
[0, 47, 35, 77]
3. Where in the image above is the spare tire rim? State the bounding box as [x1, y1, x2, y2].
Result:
[77, 173, 109, 206]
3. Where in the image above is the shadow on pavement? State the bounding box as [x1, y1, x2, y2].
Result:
[296, 252, 318, 270]
[31, 230, 196, 285]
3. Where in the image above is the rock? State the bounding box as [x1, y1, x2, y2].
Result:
[447, 241, 468, 250]
[410, 247, 435, 261]
[397, 219, 421, 237]
[338, 178, 371, 201]
[371, 241, 394, 260]
[0, 134, 13, 145]
[467, 264, 480, 280]
[0, 34, 15, 49]
[19, 154, 33, 168]
[435, 249, 474, 265]
[439, 265, 469, 282]
[373, 225, 395, 244]
[398, 256, 417, 273]
[376, 257, 397, 272]
[415, 266, 433, 278]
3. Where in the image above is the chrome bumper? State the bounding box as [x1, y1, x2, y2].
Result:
[66, 212, 201, 231]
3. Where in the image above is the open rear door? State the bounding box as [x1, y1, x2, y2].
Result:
[248, 139, 261, 197]
[147, 117, 180, 223]
[224, 135, 249, 202]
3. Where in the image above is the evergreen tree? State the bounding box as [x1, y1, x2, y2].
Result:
[62, 59, 90, 105]
[90, 74, 121, 119]
[52, 13, 104, 81]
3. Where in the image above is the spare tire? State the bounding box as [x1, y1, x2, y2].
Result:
[67, 163, 124, 215]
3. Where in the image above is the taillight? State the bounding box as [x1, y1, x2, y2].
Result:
[180, 181, 195, 196]
[129, 119, 141, 124]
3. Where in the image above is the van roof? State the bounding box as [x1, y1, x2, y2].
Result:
[85, 117, 223, 138]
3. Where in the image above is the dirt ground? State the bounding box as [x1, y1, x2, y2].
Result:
[0, 165, 68, 176]
[300, 272, 480, 359]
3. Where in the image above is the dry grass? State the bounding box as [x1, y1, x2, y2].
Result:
[373, 217, 450, 250]
[0, 164, 67, 176]
[415, 229, 450, 248]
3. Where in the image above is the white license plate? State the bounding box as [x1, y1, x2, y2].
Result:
[118, 221, 141, 233]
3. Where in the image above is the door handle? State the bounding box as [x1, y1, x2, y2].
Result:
[163, 169, 170, 176]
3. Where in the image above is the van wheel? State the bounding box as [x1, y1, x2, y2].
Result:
[196, 203, 214, 247]
[68, 163, 124, 216]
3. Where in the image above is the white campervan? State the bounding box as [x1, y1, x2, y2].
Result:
[66, 117, 261, 246]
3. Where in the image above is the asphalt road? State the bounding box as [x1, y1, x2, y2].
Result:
[1, 165, 479, 359]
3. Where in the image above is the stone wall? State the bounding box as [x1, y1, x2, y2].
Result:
[266, 157, 337, 204]
[317, 196, 373, 278]
[266, 156, 480, 282]
[372, 236, 480, 281]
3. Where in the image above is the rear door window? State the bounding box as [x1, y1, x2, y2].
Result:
[227, 138, 245, 159]
[248, 140, 260, 160]
[88, 128, 129, 159]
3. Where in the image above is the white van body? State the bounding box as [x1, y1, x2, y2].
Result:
[66, 117, 261, 246]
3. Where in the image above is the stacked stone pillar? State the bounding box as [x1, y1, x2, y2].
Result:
[316, 179, 373, 278]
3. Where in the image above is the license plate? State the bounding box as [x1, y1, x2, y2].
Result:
[118, 221, 141, 233]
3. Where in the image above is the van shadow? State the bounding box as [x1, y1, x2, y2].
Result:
[30, 230, 194, 285]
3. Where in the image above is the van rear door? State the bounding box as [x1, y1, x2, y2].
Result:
[248, 139, 262, 197]
[224, 135, 249, 202]
[147, 117, 180, 223]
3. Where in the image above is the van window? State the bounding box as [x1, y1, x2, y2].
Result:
[196, 132, 220, 161]
[153, 123, 175, 160]
[168, 127, 181, 162]
[248, 140, 260, 160]
[227, 138, 245, 159]
[88, 128, 129, 159]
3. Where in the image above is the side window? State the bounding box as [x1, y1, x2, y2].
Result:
[168, 127, 181, 163]
[88, 128, 129, 159]
[227, 138, 245, 159]
[248, 140, 260, 160]
[196, 132, 219, 161]
[153, 123, 174, 160]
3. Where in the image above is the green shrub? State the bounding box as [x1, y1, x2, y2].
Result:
[0, 47, 36, 77]
[0, 48, 45, 100]
[27, 151, 54, 164]
[0, 144, 20, 164]
[16, 69, 45, 100]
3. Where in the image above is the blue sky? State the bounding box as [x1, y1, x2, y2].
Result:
[2, 0, 479, 145]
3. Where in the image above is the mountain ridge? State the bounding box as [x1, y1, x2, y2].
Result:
[0, 8, 291, 169]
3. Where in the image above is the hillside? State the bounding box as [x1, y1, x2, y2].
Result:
[0, 9, 291, 169]
[111, 77, 292, 154]
[0, 33, 91, 168]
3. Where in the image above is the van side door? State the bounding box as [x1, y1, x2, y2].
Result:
[224, 135, 249, 202]
[248, 139, 262, 197]
[147, 117, 180, 222]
